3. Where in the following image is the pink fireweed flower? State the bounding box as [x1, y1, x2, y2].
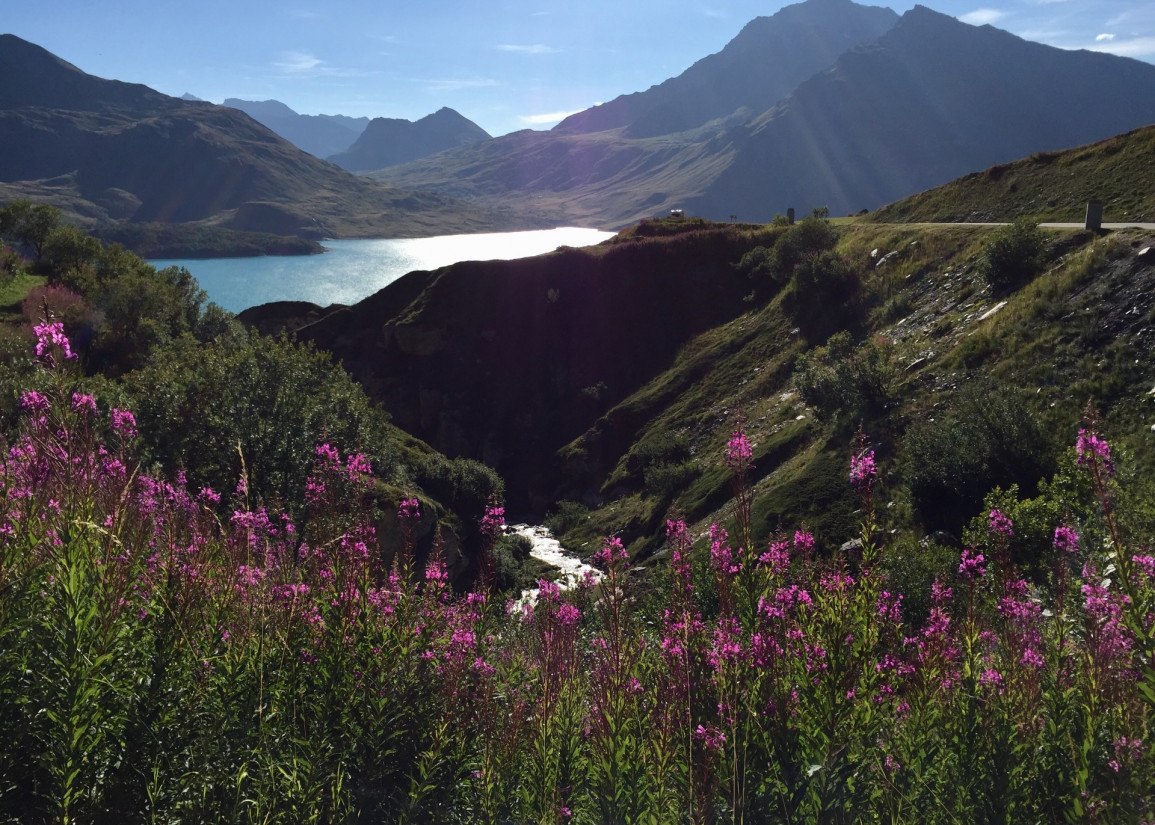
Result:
[1020, 647, 1045, 669]
[398, 496, 420, 521]
[70, 392, 97, 415]
[110, 408, 137, 439]
[931, 579, 953, 605]
[725, 428, 753, 474]
[592, 536, 628, 570]
[19, 390, 49, 414]
[793, 530, 815, 554]
[988, 509, 1013, 537]
[480, 501, 505, 538]
[314, 442, 340, 468]
[979, 668, 1003, 689]
[877, 590, 903, 623]
[709, 523, 741, 575]
[1076, 428, 1114, 476]
[693, 723, 726, 752]
[345, 451, 372, 481]
[666, 519, 692, 588]
[1053, 525, 1079, 555]
[850, 448, 877, 495]
[759, 539, 790, 574]
[33, 320, 76, 363]
[958, 548, 986, 580]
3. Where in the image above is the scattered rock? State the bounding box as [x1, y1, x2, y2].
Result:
[979, 300, 1008, 321]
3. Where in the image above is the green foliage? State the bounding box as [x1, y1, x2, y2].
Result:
[879, 536, 959, 628]
[125, 331, 399, 514]
[737, 217, 837, 284]
[784, 249, 863, 341]
[41, 224, 102, 278]
[65, 245, 227, 375]
[415, 455, 504, 533]
[902, 381, 1057, 532]
[794, 331, 899, 423]
[979, 218, 1048, 294]
[0, 199, 62, 264]
[0, 243, 24, 288]
[626, 428, 702, 498]
[544, 500, 590, 537]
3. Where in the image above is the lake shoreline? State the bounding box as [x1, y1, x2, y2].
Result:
[149, 227, 616, 313]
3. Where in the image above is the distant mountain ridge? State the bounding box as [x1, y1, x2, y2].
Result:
[681, 4, 1155, 219]
[555, 0, 898, 138]
[0, 33, 538, 240]
[376, 0, 1155, 225]
[328, 108, 491, 172]
[223, 98, 369, 159]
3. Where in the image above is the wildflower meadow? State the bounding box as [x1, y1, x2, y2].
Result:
[1, 322, 1153, 824]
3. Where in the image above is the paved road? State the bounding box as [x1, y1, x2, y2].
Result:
[867, 221, 1155, 231]
[1040, 222, 1155, 230]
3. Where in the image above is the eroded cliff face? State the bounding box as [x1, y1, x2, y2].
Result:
[245, 223, 776, 514]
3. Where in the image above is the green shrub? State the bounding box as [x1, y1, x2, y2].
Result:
[979, 218, 1047, 294]
[415, 454, 505, 530]
[126, 331, 400, 514]
[784, 250, 863, 341]
[544, 500, 590, 536]
[794, 331, 899, 422]
[902, 381, 1057, 532]
[879, 536, 959, 628]
[736, 217, 836, 284]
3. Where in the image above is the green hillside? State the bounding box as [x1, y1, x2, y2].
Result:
[248, 209, 1154, 566]
[871, 124, 1155, 223]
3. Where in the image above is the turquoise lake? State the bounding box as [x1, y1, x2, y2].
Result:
[151, 227, 616, 314]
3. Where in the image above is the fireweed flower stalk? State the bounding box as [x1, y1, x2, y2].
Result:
[517, 578, 585, 823]
[725, 417, 755, 575]
[587, 537, 653, 823]
[658, 519, 715, 822]
[477, 496, 505, 589]
[1073, 414, 1155, 715]
[395, 494, 421, 577]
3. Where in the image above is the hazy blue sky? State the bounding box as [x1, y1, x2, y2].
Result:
[5, 0, 1154, 136]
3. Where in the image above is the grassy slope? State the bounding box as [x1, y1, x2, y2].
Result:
[549, 219, 1155, 561]
[870, 124, 1155, 223]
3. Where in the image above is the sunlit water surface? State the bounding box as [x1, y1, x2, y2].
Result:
[152, 227, 615, 313]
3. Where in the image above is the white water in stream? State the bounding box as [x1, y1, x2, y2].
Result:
[507, 524, 603, 604]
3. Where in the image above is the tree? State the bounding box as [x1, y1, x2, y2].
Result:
[0, 199, 62, 264]
[43, 225, 101, 277]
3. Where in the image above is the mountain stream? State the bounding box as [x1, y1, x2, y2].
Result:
[507, 524, 602, 604]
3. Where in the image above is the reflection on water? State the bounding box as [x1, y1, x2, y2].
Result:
[151, 227, 615, 313]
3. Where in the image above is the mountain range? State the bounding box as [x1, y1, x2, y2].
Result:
[328, 108, 491, 172]
[220, 100, 490, 171]
[222, 98, 369, 159]
[4, 0, 1155, 245]
[373, 0, 1155, 226]
[0, 34, 538, 242]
